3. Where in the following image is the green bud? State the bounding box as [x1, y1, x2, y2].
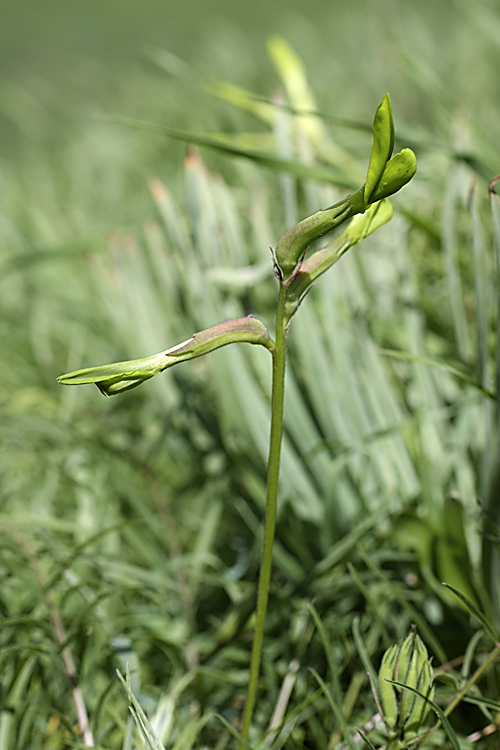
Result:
[274, 94, 415, 282]
[397, 630, 420, 725]
[378, 644, 399, 731]
[368, 149, 417, 203]
[405, 659, 434, 739]
[57, 317, 274, 396]
[377, 628, 434, 740]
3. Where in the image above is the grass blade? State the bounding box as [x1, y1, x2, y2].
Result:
[309, 669, 356, 750]
[379, 349, 495, 399]
[215, 713, 256, 750]
[441, 583, 498, 641]
[117, 670, 166, 750]
[307, 604, 357, 750]
[387, 680, 460, 750]
[95, 113, 357, 188]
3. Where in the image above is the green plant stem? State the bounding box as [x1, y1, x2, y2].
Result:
[241, 285, 287, 742]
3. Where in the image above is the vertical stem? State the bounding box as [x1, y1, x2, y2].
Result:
[241, 286, 287, 741]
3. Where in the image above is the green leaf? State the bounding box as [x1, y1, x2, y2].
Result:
[309, 669, 357, 750]
[436, 496, 480, 612]
[354, 729, 378, 750]
[117, 669, 166, 750]
[343, 198, 394, 244]
[94, 112, 356, 189]
[379, 348, 495, 399]
[387, 680, 460, 750]
[364, 94, 395, 205]
[214, 714, 256, 750]
[351, 616, 379, 691]
[457, 694, 500, 712]
[441, 583, 498, 642]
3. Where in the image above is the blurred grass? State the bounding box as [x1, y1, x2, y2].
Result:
[1, 1, 500, 748]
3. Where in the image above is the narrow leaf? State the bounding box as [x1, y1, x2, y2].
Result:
[354, 729, 378, 750]
[94, 113, 356, 188]
[214, 714, 256, 750]
[117, 670, 166, 750]
[387, 680, 460, 750]
[351, 616, 380, 687]
[441, 583, 498, 641]
[379, 348, 495, 399]
[309, 669, 357, 750]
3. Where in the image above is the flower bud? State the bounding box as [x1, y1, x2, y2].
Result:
[405, 658, 433, 740]
[274, 93, 415, 282]
[377, 628, 434, 740]
[57, 317, 274, 396]
[378, 643, 399, 731]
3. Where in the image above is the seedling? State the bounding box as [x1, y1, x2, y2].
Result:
[58, 94, 416, 739]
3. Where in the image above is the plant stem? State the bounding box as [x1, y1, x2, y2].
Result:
[241, 285, 287, 741]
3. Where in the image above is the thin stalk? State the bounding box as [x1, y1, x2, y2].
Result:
[241, 285, 287, 741]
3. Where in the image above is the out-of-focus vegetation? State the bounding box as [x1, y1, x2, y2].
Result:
[1, 1, 500, 748]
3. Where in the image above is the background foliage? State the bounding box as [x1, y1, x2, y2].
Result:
[1, 1, 500, 748]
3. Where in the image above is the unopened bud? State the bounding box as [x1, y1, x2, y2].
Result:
[377, 628, 434, 740]
[378, 643, 399, 731]
[57, 317, 274, 396]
